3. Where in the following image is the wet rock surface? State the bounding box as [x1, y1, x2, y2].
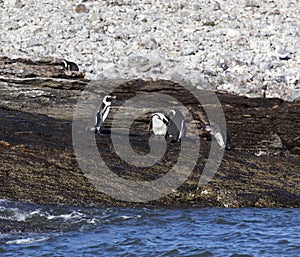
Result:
[0, 57, 299, 208]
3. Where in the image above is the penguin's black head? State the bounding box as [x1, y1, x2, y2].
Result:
[103, 95, 117, 103]
[61, 60, 68, 69]
[169, 109, 176, 118]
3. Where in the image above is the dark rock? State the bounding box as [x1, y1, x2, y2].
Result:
[203, 21, 216, 26]
[0, 56, 85, 80]
[0, 57, 299, 208]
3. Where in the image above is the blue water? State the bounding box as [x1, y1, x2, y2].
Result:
[0, 199, 299, 256]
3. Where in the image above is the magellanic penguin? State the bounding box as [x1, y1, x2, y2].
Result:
[205, 124, 232, 150]
[62, 59, 79, 72]
[166, 109, 185, 142]
[148, 112, 170, 137]
[95, 95, 116, 134]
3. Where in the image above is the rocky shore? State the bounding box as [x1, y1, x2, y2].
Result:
[0, 0, 299, 101]
[0, 57, 299, 208]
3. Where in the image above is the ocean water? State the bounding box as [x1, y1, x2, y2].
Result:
[0, 199, 299, 257]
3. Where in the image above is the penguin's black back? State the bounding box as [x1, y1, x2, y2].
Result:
[167, 110, 185, 142]
[63, 60, 79, 71]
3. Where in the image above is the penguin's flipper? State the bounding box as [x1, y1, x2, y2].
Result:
[225, 132, 232, 150]
[163, 116, 170, 125]
[178, 120, 185, 141]
[95, 111, 103, 134]
[148, 118, 153, 135]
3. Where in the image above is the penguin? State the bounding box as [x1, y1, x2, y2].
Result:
[62, 59, 79, 72]
[205, 124, 232, 150]
[148, 112, 170, 136]
[95, 95, 116, 134]
[166, 109, 185, 142]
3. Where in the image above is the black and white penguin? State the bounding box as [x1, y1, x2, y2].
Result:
[62, 59, 79, 72]
[166, 109, 185, 142]
[95, 95, 116, 134]
[148, 112, 170, 136]
[205, 124, 232, 150]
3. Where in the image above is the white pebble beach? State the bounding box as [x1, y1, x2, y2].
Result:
[0, 0, 299, 101]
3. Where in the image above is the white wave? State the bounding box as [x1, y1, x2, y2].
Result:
[0, 207, 43, 221]
[6, 236, 49, 245]
[47, 211, 85, 221]
[14, 211, 31, 222]
[120, 215, 142, 220]
[30, 209, 42, 215]
[87, 218, 98, 224]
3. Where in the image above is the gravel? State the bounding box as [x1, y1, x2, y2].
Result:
[0, 0, 299, 101]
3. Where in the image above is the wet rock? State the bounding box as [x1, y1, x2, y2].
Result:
[0, 56, 85, 79]
[0, 60, 299, 208]
[0, 140, 11, 147]
[255, 133, 283, 156]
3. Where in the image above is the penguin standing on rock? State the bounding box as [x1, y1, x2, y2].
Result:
[166, 109, 185, 142]
[148, 112, 170, 137]
[205, 124, 232, 150]
[95, 95, 116, 134]
[61, 59, 85, 78]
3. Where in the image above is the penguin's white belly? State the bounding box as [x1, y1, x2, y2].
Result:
[102, 105, 111, 122]
[214, 132, 225, 148]
[152, 118, 167, 136]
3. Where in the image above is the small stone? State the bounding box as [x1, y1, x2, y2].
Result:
[213, 2, 221, 11]
[217, 83, 241, 95]
[0, 141, 11, 147]
[260, 61, 273, 71]
[275, 75, 286, 84]
[5, 21, 19, 30]
[291, 90, 300, 102]
[181, 44, 197, 56]
[219, 54, 234, 70]
[245, 0, 259, 7]
[141, 38, 158, 50]
[14, 0, 23, 8]
[128, 55, 149, 67]
[203, 21, 216, 26]
[227, 29, 240, 37]
[193, 3, 201, 10]
[75, 3, 89, 13]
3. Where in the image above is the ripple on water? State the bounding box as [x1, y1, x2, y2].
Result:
[0, 200, 299, 256]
